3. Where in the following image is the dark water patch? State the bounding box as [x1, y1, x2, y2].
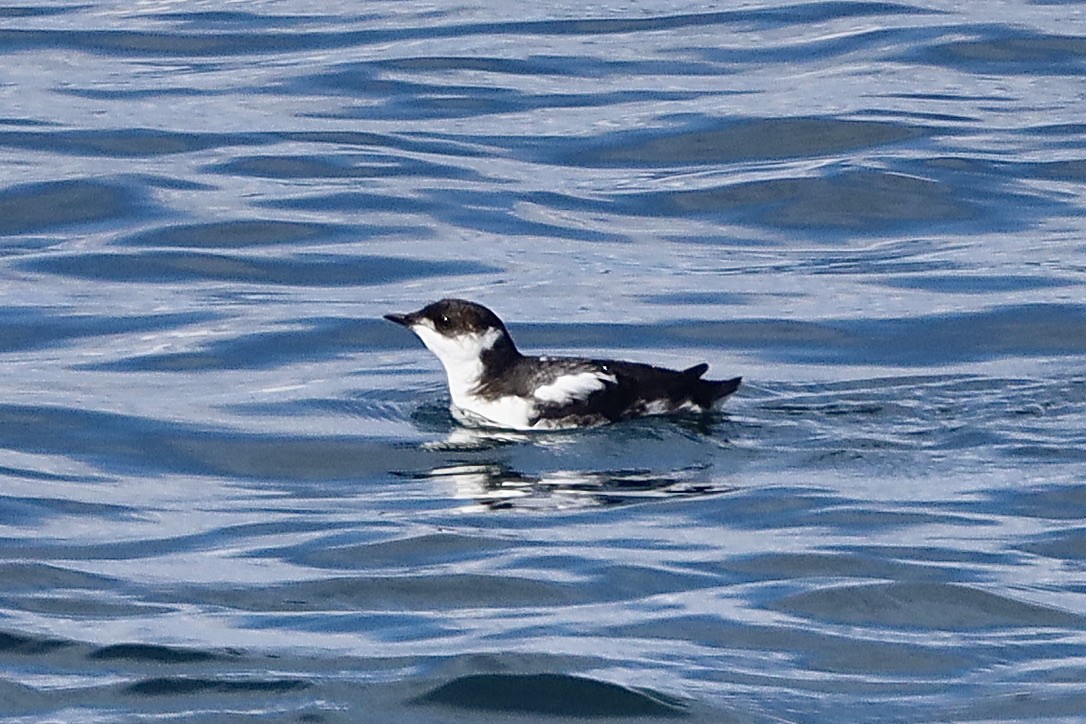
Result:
[767, 304, 1086, 365]
[613, 168, 976, 231]
[770, 581, 1085, 630]
[21, 250, 498, 286]
[0, 533, 220, 562]
[926, 155, 1086, 200]
[117, 220, 347, 249]
[125, 676, 310, 696]
[210, 154, 386, 180]
[922, 31, 1086, 75]
[0, 178, 148, 236]
[948, 690, 1086, 723]
[0, 4, 935, 59]
[638, 291, 762, 306]
[181, 559, 711, 612]
[0, 117, 57, 128]
[58, 87, 217, 101]
[209, 153, 483, 183]
[612, 615, 972, 677]
[782, 238, 967, 277]
[0, 681, 47, 719]
[373, 53, 718, 78]
[722, 551, 954, 583]
[877, 274, 1076, 294]
[279, 64, 472, 100]
[245, 608, 454, 642]
[0, 629, 75, 655]
[1030, 122, 1086, 141]
[291, 56, 651, 107]
[502, 304, 1086, 366]
[227, 391, 413, 425]
[1, 520, 346, 563]
[160, 433, 446, 482]
[259, 532, 516, 571]
[1008, 158, 1086, 183]
[0, 562, 118, 592]
[0, 464, 108, 484]
[804, 506, 983, 531]
[12, 594, 170, 618]
[760, 400, 888, 417]
[0, 4, 88, 17]
[835, 544, 1019, 567]
[802, 631, 974, 677]
[979, 483, 1086, 521]
[696, 26, 931, 65]
[1004, 444, 1086, 463]
[178, 573, 578, 612]
[553, 117, 926, 168]
[259, 190, 438, 215]
[0, 403, 446, 479]
[0, 27, 331, 58]
[0, 494, 138, 527]
[514, 1, 933, 37]
[1020, 527, 1086, 562]
[0, 125, 487, 167]
[278, 130, 492, 159]
[134, 173, 217, 192]
[412, 673, 687, 717]
[0, 128, 271, 157]
[683, 487, 842, 531]
[90, 643, 227, 664]
[0, 307, 216, 353]
[739, 1, 934, 25]
[145, 9, 329, 28]
[327, 87, 698, 122]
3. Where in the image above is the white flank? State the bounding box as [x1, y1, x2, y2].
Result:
[451, 396, 535, 430]
[643, 399, 672, 415]
[533, 371, 616, 405]
[643, 399, 701, 416]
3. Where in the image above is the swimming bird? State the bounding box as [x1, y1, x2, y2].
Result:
[384, 299, 741, 430]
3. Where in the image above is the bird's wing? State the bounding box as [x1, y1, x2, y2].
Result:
[531, 368, 618, 405]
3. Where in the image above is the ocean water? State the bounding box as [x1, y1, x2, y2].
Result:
[2, 0, 1086, 722]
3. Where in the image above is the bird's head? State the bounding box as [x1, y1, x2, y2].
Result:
[385, 298, 516, 371]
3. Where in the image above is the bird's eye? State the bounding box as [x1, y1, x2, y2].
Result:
[438, 314, 451, 328]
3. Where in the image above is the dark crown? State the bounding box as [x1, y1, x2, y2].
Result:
[419, 298, 507, 336]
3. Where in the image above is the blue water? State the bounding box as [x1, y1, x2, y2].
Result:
[2, 1, 1086, 722]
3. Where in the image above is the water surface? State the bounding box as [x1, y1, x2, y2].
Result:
[2, 1, 1085, 722]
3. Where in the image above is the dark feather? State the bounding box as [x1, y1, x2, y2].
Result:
[475, 355, 739, 427]
[681, 363, 709, 378]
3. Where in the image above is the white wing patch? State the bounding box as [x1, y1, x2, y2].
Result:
[532, 371, 616, 405]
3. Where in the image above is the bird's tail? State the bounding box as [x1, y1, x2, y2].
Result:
[694, 376, 742, 408]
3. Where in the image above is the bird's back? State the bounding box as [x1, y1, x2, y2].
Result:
[480, 355, 739, 428]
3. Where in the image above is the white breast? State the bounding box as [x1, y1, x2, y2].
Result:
[451, 395, 537, 430]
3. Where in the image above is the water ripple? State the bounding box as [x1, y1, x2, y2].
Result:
[3, 1, 1086, 722]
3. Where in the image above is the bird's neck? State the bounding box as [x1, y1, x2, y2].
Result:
[439, 332, 521, 406]
[479, 335, 520, 377]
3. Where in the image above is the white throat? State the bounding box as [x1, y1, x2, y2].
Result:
[409, 324, 503, 408]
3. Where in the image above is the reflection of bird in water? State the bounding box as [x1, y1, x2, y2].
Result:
[423, 459, 728, 511]
[385, 299, 741, 431]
